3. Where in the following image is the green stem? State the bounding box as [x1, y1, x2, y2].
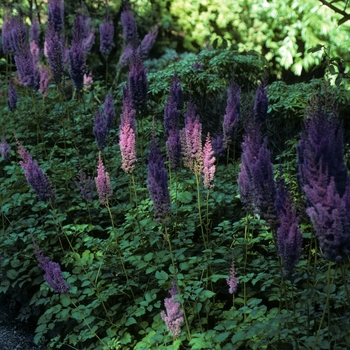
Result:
[195, 174, 207, 250]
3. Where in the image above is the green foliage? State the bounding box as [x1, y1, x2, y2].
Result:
[134, 0, 350, 77]
[1, 8, 350, 350]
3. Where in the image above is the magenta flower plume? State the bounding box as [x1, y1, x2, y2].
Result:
[223, 80, 240, 147]
[166, 128, 182, 171]
[275, 177, 303, 278]
[139, 26, 158, 59]
[128, 50, 148, 112]
[202, 133, 215, 189]
[226, 258, 239, 294]
[95, 152, 112, 205]
[120, 121, 137, 173]
[180, 101, 203, 174]
[16, 139, 55, 202]
[121, 3, 138, 44]
[33, 238, 70, 294]
[0, 137, 11, 161]
[147, 138, 171, 222]
[161, 282, 184, 338]
[8, 80, 18, 112]
[121, 85, 136, 132]
[100, 18, 114, 56]
[39, 67, 50, 96]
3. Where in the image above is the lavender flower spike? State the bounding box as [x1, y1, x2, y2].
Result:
[100, 18, 114, 56]
[253, 79, 268, 125]
[223, 80, 240, 148]
[104, 93, 115, 130]
[121, 3, 138, 44]
[16, 139, 55, 202]
[226, 258, 239, 294]
[202, 133, 215, 189]
[45, 27, 64, 85]
[166, 128, 182, 171]
[161, 281, 184, 338]
[275, 177, 303, 278]
[128, 50, 148, 112]
[48, 0, 64, 34]
[93, 108, 108, 150]
[95, 152, 112, 205]
[147, 138, 171, 222]
[75, 171, 94, 201]
[33, 238, 70, 294]
[139, 26, 158, 59]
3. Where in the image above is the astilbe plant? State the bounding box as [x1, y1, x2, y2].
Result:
[45, 27, 64, 85]
[226, 258, 239, 295]
[33, 237, 70, 294]
[29, 18, 40, 44]
[103, 93, 115, 130]
[253, 79, 268, 125]
[95, 152, 112, 205]
[161, 281, 184, 339]
[75, 171, 94, 202]
[139, 26, 158, 59]
[16, 139, 55, 202]
[39, 67, 50, 96]
[99, 18, 114, 56]
[223, 80, 240, 148]
[238, 123, 276, 225]
[0, 137, 11, 161]
[180, 101, 203, 175]
[166, 128, 182, 171]
[48, 0, 64, 34]
[121, 2, 139, 45]
[275, 176, 303, 278]
[128, 50, 148, 112]
[202, 133, 215, 189]
[119, 120, 137, 174]
[147, 137, 171, 222]
[93, 108, 108, 150]
[7, 80, 18, 112]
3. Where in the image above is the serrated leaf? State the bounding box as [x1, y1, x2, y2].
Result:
[155, 270, 168, 280]
[177, 191, 193, 204]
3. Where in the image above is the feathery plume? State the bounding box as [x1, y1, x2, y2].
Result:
[95, 152, 112, 205]
[99, 18, 114, 56]
[93, 108, 108, 150]
[121, 3, 138, 44]
[33, 238, 70, 294]
[120, 121, 137, 173]
[139, 26, 158, 59]
[75, 171, 94, 202]
[0, 137, 11, 161]
[202, 133, 215, 189]
[253, 79, 268, 124]
[8, 80, 18, 112]
[103, 93, 115, 130]
[161, 282, 184, 338]
[166, 128, 182, 171]
[226, 258, 239, 294]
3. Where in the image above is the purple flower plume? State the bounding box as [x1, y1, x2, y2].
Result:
[275, 177, 303, 278]
[238, 124, 276, 225]
[226, 258, 239, 294]
[93, 108, 108, 150]
[8, 80, 18, 112]
[161, 281, 184, 338]
[100, 18, 114, 56]
[253, 79, 268, 124]
[95, 152, 112, 205]
[48, 0, 64, 34]
[29, 18, 40, 43]
[121, 85, 137, 133]
[0, 137, 11, 161]
[223, 80, 240, 147]
[45, 27, 64, 84]
[139, 26, 158, 59]
[180, 101, 203, 174]
[211, 134, 226, 157]
[164, 94, 180, 137]
[166, 128, 182, 171]
[69, 40, 86, 90]
[16, 139, 55, 202]
[118, 43, 133, 67]
[148, 138, 171, 222]
[170, 75, 184, 111]
[33, 237, 70, 294]
[121, 4, 138, 44]
[75, 171, 94, 201]
[202, 133, 215, 189]
[128, 50, 148, 111]
[2, 17, 12, 54]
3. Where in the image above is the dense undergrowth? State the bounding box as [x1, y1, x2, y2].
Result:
[2, 1, 350, 350]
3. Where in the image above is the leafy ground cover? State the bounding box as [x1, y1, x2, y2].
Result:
[1, 1, 350, 350]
